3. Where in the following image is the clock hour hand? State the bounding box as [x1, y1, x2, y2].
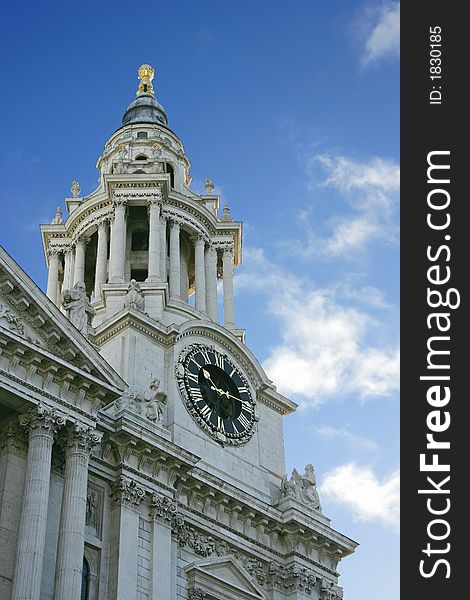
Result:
[202, 369, 225, 396]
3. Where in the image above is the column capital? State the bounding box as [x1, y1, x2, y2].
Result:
[65, 422, 102, 454]
[97, 218, 108, 232]
[191, 233, 206, 247]
[149, 492, 178, 525]
[47, 247, 62, 259]
[74, 235, 89, 249]
[147, 190, 163, 206]
[169, 217, 181, 228]
[19, 403, 66, 438]
[110, 475, 146, 510]
[112, 196, 128, 209]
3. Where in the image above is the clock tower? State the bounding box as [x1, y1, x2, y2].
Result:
[1, 65, 356, 600]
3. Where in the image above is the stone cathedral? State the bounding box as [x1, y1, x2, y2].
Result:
[0, 65, 357, 600]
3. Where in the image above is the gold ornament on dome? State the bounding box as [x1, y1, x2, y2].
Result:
[136, 64, 155, 97]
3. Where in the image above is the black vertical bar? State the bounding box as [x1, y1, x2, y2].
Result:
[401, 2, 466, 597]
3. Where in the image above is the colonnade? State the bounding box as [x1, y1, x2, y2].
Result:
[10, 404, 101, 600]
[46, 197, 236, 328]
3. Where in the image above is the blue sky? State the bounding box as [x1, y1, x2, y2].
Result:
[0, 2, 400, 598]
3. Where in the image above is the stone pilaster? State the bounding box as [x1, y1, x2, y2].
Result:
[222, 244, 235, 328]
[149, 493, 177, 600]
[108, 476, 146, 600]
[11, 404, 65, 600]
[193, 235, 206, 313]
[205, 245, 218, 321]
[73, 236, 88, 285]
[109, 197, 127, 283]
[147, 194, 162, 282]
[46, 249, 61, 305]
[53, 423, 102, 600]
[169, 219, 181, 299]
[94, 219, 108, 297]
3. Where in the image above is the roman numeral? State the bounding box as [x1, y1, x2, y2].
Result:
[187, 372, 199, 383]
[200, 405, 212, 419]
[237, 413, 251, 430]
[214, 353, 225, 368]
[217, 417, 225, 432]
[237, 386, 248, 394]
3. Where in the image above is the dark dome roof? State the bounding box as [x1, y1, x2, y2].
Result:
[121, 93, 168, 127]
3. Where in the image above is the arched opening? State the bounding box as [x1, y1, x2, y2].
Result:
[133, 170, 146, 174]
[136, 131, 148, 139]
[135, 155, 147, 161]
[81, 557, 90, 600]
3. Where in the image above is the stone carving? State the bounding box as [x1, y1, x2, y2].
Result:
[71, 180, 80, 197]
[321, 582, 343, 600]
[281, 464, 322, 511]
[110, 476, 145, 509]
[267, 563, 317, 593]
[51, 207, 64, 224]
[188, 590, 207, 600]
[0, 304, 24, 335]
[65, 422, 102, 453]
[114, 390, 145, 415]
[123, 279, 145, 312]
[61, 282, 95, 336]
[220, 204, 233, 222]
[150, 492, 178, 523]
[144, 378, 167, 422]
[204, 178, 215, 194]
[19, 403, 66, 436]
[86, 488, 99, 529]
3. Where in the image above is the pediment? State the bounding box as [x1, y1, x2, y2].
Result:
[0, 245, 125, 393]
[185, 556, 266, 600]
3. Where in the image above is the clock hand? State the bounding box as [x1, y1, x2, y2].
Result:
[202, 369, 227, 398]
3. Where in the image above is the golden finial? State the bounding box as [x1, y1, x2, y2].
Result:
[136, 64, 155, 97]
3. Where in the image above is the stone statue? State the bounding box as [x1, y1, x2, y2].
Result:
[144, 378, 167, 422]
[70, 180, 80, 197]
[124, 279, 144, 312]
[61, 282, 95, 336]
[51, 207, 64, 224]
[280, 464, 322, 511]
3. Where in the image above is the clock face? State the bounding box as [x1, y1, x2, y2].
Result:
[176, 344, 258, 446]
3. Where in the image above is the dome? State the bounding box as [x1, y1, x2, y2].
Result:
[121, 93, 168, 127]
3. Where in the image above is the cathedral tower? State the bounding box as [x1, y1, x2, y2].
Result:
[0, 65, 357, 600]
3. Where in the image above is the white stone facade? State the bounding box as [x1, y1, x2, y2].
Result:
[0, 66, 357, 600]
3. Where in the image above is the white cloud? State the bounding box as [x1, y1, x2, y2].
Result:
[360, 2, 400, 66]
[236, 249, 399, 406]
[320, 463, 400, 530]
[314, 426, 378, 452]
[298, 154, 400, 258]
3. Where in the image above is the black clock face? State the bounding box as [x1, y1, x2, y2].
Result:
[176, 345, 258, 445]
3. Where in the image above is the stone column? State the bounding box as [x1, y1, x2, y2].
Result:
[11, 405, 65, 600]
[62, 247, 73, 293]
[160, 214, 168, 284]
[94, 220, 108, 297]
[147, 195, 162, 282]
[109, 198, 127, 283]
[46, 249, 60, 305]
[205, 245, 218, 321]
[193, 236, 206, 313]
[222, 245, 235, 328]
[169, 219, 181, 299]
[53, 423, 102, 600]
[73, 237, 87, 285]
[149, 493, 177, 600]
[108, 476, 145, 600]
